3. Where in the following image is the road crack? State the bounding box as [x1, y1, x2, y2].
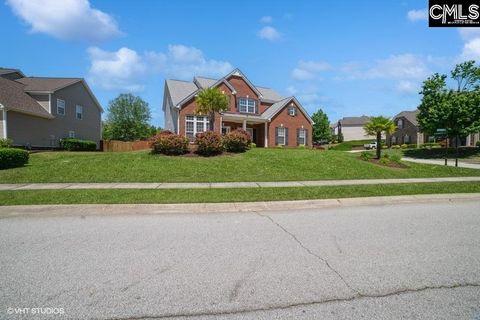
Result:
[255, 211, 361, 296]
[102, 283, 480, 320]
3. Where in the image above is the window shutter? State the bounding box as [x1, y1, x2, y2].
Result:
[305, 129, 308, 146]
[255, 101, 258, 114]
[236, 98, 240, 112]
[275, 127, 279, 145]
[285, 128, 289, 146]
[296, 128, 300, 146]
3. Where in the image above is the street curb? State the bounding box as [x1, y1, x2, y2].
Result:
[0, 193, 479, 218]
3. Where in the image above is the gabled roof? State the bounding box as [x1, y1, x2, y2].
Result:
[261, 96, 314, 124]
[166, 68, 284, 108]
[338, 116, 371, 126]
[0, 67, 25, 77]
[394, 109, 419, 126]
[15, 77, 82, 92]
[165, 79, 198, 106]
[0, 77, 53, 119]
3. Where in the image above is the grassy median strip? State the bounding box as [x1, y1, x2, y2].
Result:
[1, 149, 480, 183]
[0, 182, 479, 205]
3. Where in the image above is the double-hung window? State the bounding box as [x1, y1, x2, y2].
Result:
[277, 127, 286, 145]
[298, 128, 306, 145]
[288, 106, 296, 116]
[397, 119, 403, 129]
[57, 99, 65, 115]
[185, 115, 209, 140]
[76, 105, 83, 120]
[238, 98, 256, 113]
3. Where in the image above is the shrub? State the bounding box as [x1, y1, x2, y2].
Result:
[0, 138, 13, 148]
[150, 130, 189, 155]
[476, 141, 480, 147]
[406, 144, 417, 149]
[223, 129, 251, 153]
[250, 143, 257, 148]
[298, 144, 306, 149]
[400, 144, 408, 149]
[337, 132, 344, 143]
[359, 151, 371, 161]
[195, 131, 223, 156]
[0, 148, 29, 169]
[60, 138, 97, 151]
[392, 144, 401, 149]
[420, 143, 442, 149]
[382, 145, 388, 149]
[389, 153, 401, 163]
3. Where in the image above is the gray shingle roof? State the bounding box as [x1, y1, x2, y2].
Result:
[194, 76, 217, 89]
[0, 67, 23, 76]
[394, 109, 418, 126]
[257, 86, 284, 102]
[165, 79, 198, 106]
[261, 97, 292, 120]
[339, 116, 371, 126]
[15, 77, 82, 92]
[0, 77, 53, 118]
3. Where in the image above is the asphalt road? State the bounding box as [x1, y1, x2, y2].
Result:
[1, 200, 480, 319]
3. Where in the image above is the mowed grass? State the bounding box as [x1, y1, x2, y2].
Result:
[0, 148, 480, 183]
[0, 182, 479, 205]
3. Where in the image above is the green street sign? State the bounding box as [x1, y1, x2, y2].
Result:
[436, 128, 447, 133]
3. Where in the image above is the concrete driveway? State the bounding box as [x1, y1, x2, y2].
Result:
[1, 199, 479, 319]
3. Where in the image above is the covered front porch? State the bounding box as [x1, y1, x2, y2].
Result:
[220, 113, 268, 147]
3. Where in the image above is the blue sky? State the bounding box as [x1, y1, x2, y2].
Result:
[1, 0, 479, 126]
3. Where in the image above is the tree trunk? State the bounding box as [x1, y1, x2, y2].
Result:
[376, 132, 381, 159]
[210, 111, 215, 131]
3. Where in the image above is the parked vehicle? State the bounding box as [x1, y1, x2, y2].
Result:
[364, 141, 377, 150]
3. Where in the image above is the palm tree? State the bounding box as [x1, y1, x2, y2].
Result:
[363, 116, 396, 159]
[195, 87, 229, 131]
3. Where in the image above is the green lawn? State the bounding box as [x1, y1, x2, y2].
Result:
[329, 139, 378, 151]
[1, 148, 479, 183]
[403, 147, 480, 164]
[0, 182, 479, 205]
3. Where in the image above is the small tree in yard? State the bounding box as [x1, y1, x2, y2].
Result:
[311, 108, 331, 143]
[195, 87, 229, 131]
[104, 94, 152, 141]
[363, 116, 396, 159]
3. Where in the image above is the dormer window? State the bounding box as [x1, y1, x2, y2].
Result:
[288, 106, 296, 116]
[238, 98, 256, 113]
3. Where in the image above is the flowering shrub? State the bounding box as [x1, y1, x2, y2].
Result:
[195, 131, 223, 156]
[223, 129, 251, 153]
[150, 130, 189, 155]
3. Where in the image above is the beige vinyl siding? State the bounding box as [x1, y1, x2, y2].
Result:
[7, 82, 102, 147]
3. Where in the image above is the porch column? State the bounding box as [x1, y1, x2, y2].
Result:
[264, 122, 268, 148]
[242, 119, 247, 130]
[466, 134, 471, 146]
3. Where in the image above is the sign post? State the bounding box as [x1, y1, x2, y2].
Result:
[434, 129, 448, 165]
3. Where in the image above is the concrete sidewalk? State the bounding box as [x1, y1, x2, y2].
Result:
[1, 176, 480, 191]
[402, 157, 480, 169]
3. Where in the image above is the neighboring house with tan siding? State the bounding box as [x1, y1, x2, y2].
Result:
[336, 116, 377, 141]
[0, 67, 103, 148]
[163, 68, 313, 147]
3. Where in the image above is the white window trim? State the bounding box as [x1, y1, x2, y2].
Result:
[185, 115, 209, 139]
[288, 106, 296, 116]
[68, 131, 75, 138]
[298, 128, 306, 145]
[278, 127, 286, 145]
[76, 105, 83, 120]
[57, 99, 65, 116]
[238, 98, 256, 113]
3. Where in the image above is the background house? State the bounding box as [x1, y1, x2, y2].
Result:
[336, 116, 377, 141]
[163, 69, 313, 148]
[0, 67, 103, 148]
[387, 109, 480, 147]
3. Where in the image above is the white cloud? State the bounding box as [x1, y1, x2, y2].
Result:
[396, 80, 419, 95]
[460, 38, 480, 61]
[6, 0, 121, 42]
[258, 26, 282, 41]
[366, 54, 430, 80]
[87, 44, 232, 91]
[291, 60, 331, 80]
[87, 47, 146, 91]
[407, 9, 428, 22]
[260, 16, 273, 23]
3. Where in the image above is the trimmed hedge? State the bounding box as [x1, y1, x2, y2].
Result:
[0, 138, 13, 148]
[223, 129, 251, 153]
[150, 130, 189, 155]
[195, 131, 223, 156]
[60, 138, 97, 151]
[0, 148, 29, 169]
[420, 143, 442, 149]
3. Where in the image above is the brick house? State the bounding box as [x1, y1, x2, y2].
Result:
[387, 109, 480, 147]
[163, 69, 313, 147]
